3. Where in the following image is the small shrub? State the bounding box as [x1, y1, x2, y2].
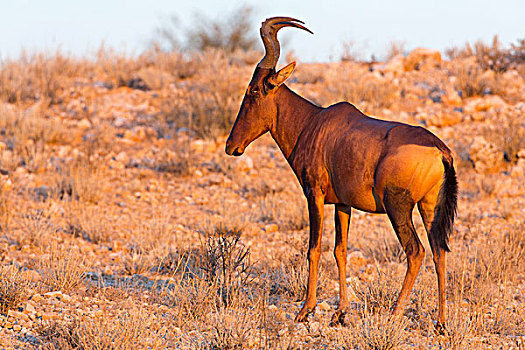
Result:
[481, 114, 525, 163]
[54, 157, 104, 203]
[256, 301, 298, 350]
[200, 225, 251, 292]
[340, 40, 366, 62]
[20, 209, 53, 247]
[452, 62, 492, 98]
[267, 256, 309, 302]
[153, 275, 217, 327]
[65, 206, 110, 244]
[122, 246, 154, 276]
[40, 244, 88, 292]
[0, 265, 30, 314]
[442, 277, 476, 349]
[446, 36, 518, 72]
[472, 36, 511, 73]
[0, 52, 78, 105]
[38, 309, 163, 350]
[0, 182, 12, 231]
[509, 38, 525, 64]
[0, 108, 64, 173]
[266, 252, 329, 303]
[385, 40, 407, 61]
[154, 50, 247, 140]
[350, 269, 400, 313]
[182, 305, 258, 349]
[356, 312, 408, 350]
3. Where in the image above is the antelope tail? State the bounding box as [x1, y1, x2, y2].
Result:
[429, 157, 458, 252]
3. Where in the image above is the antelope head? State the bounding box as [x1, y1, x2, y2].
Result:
[225, 17, 312, 156]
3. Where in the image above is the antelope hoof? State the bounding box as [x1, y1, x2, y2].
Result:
[295, 306, 315, 323]
[329, 309, 347, 327]
[434, 322, 449, 336]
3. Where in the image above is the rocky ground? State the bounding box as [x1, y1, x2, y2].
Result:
[0, 45, 524, 349]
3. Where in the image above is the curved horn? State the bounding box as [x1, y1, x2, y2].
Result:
[257, 17, 313, 69]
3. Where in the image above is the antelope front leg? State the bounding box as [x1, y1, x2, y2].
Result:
[295, 193, 325, 323]
[331, 204, 351, 326]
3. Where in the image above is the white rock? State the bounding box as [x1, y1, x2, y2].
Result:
[318, 301, 331, 311]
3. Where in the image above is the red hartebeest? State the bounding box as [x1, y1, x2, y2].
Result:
[225, 17, 457, 330]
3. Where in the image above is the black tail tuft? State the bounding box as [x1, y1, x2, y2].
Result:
[429, 157, 458, 253]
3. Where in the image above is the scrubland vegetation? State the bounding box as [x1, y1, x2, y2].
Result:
[0, 13, 524, 349]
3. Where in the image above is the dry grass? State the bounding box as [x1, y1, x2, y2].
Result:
[267, 256, 310, 302]
[320, 72, 399, 113]
[0, 52, 81, 105]
[64, 205, 111, 244]
[154, 55, 247, 140]
[481, 112, 525, 162]
[258, 193, 309, 231]
[351, 269, 401, 314]
[356, 312, 409, 350]
[20, 209, 53, 247]
[184, 304, 259, 349]
[446, 35, 525, 72]
[39, 244, 88, 292]
[0, 107, 65, 173]
[54, 156, 105, 203]
[0, 265, 30, 314]
[38, 308, 164, 350]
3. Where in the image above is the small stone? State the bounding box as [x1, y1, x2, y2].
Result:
[318, 301, 331, 311]
[30, 294, 43, 303]
[264, 224, 278, 233]
[115, 151, 129, 164]
[510, 160, 525, 178]
[41, 312, 59, 320]
[8, 310, 30, 322]
[44, 291, 63, 299]
[91, 309, 103, 317]
[0, 174, 13, 192]
[78, 118, 92, 129]
[348, 251, 367, 267]
[441, 90, 462, 107]
[268, 304, 278, 311]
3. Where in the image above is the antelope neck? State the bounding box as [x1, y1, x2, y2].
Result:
[269, 85, 322, 161]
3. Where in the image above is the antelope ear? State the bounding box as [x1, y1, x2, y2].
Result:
[267, 62, 296, 87]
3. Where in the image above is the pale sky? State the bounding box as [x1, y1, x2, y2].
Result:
[1, 0, 524, 62]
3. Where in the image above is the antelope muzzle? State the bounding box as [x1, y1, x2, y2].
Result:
[225, 139, 244, 156]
